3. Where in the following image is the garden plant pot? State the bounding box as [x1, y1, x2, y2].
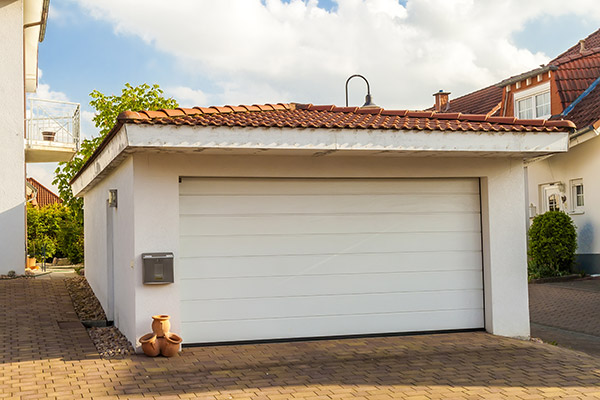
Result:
[139, 333, 160, 357]
[42, 131, 56, 141]
[151, 314, 171, 337]
[26, 257, 37, 269]
[161, 332, 182, 357]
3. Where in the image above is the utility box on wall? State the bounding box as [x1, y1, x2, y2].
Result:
[142, 253, 174, 284]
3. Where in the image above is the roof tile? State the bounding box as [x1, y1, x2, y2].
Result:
[116, 103, 573, 134]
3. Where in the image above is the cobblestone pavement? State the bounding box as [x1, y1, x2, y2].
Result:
[529, 278, 600, 357]
[529, 279, 600, 336]
[3, 279, 600, 399]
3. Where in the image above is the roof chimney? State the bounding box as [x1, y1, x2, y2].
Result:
[580, 39, 586, 53]
[433, 90, 450, 112]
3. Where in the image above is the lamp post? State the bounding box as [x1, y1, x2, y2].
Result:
[345, 74, 378, 108]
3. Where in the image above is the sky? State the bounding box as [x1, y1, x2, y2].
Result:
[29, 0, 600, 192]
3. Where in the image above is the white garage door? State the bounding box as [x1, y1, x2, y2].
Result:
[179, 178, 484, 344]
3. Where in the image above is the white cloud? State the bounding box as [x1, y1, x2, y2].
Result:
[75, 0, 600, 109]
[164, 86, 209, 108]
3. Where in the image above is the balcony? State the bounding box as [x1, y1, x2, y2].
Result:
[25, 98, 80, 163]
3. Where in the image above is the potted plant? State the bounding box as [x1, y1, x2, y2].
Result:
[42, 131, 56, 141]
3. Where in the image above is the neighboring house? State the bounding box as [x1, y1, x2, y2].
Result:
[0, 0, 79, 275]
[70, 102, 572, 348]
[26, 177, 63, 208]
[438, 29, 600, 274]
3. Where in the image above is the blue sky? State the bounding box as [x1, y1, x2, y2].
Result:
[29, 0, 600, 190]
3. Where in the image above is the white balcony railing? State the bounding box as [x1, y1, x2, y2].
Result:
[25, 98, 81, 163]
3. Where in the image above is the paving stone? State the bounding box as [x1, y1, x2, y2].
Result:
[2, 279, 600, 398]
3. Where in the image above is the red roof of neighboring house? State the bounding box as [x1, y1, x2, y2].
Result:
[26, 178, 62, 208]
[118, 103, 573, 132]
[441, 29, 600, 131]
[431, 85, 503, 115]
[551, 28, 600, 64]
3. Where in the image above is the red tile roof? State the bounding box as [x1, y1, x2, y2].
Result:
[443, 29, 600, 131]
[551, 28, 600, 64]
[554, 52, 600, 109]
[118, 103, 573, 132]
[26, 178, 62, 208]
[430, 85, 503, 115]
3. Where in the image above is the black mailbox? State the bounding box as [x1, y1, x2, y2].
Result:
[142, 253, 174, 284]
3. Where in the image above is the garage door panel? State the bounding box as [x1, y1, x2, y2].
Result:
[180, 178, 480, 196]
[179, 231, 482, 258]
[181, 290, 483, 322]
[178, 251, 483, 279]
[180, 193, 480, 215]
[180, 270, 483, 301]
[179, 178, 484, 343]
[182, 309, 485, 343]
[180, 213, 481, 236]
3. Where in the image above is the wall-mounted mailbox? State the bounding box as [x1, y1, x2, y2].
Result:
[142, 253, 174, 285]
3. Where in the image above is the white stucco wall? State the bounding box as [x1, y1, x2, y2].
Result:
[0, 0, 26, 274]
[528, 136, 600, 271]
[84, 157, 136, 341]
[81, 152, 529, 349]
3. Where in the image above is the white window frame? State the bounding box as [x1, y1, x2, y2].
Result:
[514, 81, 551, 119]
[540, 182, 563, 213]
[570, 178, 584, 214]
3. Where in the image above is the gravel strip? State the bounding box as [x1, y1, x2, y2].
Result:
[65, 276, 135, 358]
[88, 326, 135, 358]
[65, 276, 107, 321]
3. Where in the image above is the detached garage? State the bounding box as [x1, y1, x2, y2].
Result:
[70, 103, 572, 349]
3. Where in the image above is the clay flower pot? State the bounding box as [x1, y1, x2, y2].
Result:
[151, 315, 171, 337]
[139, 333, 160, 357]
[161, 333, 183, 357]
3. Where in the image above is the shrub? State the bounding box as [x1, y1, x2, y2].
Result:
[528, 211, 577, 279]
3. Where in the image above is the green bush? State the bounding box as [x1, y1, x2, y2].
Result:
[528, 211, 577, 279]
[27, 203, 83, 264]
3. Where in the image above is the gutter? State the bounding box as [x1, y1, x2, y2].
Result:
[497, 65, 558, 88]
[23, 0, 49, 42]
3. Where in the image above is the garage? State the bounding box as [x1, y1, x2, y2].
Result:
[179, 177, 484, 343]
[71, 103, 571, 348]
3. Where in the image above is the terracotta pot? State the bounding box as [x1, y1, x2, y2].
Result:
[139, 333, 160, 357]
[161, 332, 182, 357]
[151, 314, 171, 337]
[42, 131, 56, 141]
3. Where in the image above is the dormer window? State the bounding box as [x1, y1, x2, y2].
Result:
[513, 81, 551, 119]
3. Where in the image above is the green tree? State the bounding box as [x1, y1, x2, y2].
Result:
[54, 83, 178, 213]
[51, 83, 178, 263]
[27, 203, 67, 261]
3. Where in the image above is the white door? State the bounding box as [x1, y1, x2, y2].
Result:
[179, 178, 484, 344]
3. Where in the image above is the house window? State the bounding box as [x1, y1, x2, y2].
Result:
[570, 179, 584, 213]
[514, 82, 551, 119]
[516, 91, 550, 119]
[541, 183, 563, 213]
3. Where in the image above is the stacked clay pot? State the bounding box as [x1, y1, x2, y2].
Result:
[139, 315, 183, 357]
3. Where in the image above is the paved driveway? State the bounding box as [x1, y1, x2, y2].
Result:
[529, 278, 600, 357]
[2, 279, 600, 399]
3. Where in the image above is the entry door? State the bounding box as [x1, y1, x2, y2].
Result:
[179, 178, 484, 344]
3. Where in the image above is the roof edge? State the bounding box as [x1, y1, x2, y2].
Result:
[497, 65, 558, 87]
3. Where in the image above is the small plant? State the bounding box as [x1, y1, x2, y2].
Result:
[7, 270, 16, 278]
[528, 211, 577, 279]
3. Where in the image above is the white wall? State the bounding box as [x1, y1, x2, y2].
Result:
[85, 152, 531, 347]
[528, 137, 600, 257]
[84, 157, 136, 341]
[0, 0, 25, 274]
[125, 153, 530, 345]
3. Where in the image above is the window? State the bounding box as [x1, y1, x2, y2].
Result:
[514, 82, 551, 119]
[570, 179, 584, 213]
[541, 183, 563, 213]
[516, 91, 550, 119]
